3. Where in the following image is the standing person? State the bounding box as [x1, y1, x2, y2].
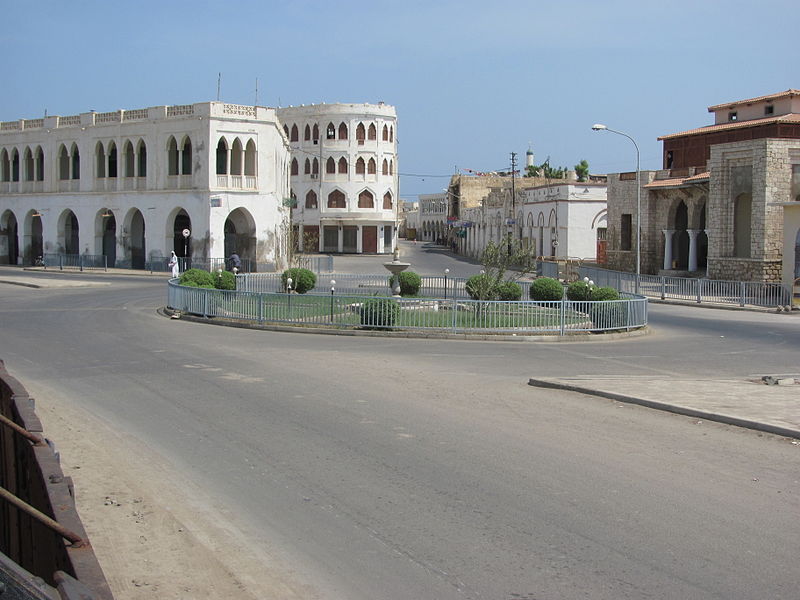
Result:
[169, 251, 180, 278]
[229, 253, 242, 272]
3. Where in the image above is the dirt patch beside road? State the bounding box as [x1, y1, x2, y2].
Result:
[31, 384, 315, 600]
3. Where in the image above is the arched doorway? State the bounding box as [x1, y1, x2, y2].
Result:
[172, 210, 192, 259]
[25, 211, 43, 265]
[97, 209, 116, 267]
[224, 208, 256, 266]
[127, 209, 146, 269]
[674, 201, 689, 269]
[61, 210, 79, 255]
[1, 211, 18, 265]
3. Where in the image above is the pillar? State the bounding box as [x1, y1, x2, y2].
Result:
[662, 229, 675, 270]
[687, 229, 700, 272]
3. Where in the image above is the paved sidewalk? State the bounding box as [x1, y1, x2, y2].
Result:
[529, 376, 800, 440]
[0, 266, 169, 288]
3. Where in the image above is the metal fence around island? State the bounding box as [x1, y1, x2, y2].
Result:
[42, 253, 107, 271]
[575, 265, 790, 308]
[169, 279, 647, 335]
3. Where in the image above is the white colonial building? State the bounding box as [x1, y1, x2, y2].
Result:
[0, 102, 290, 269]
[417, 192, 448, 242]
[276, 103, 398, 254]
[459, 182, 607, 261]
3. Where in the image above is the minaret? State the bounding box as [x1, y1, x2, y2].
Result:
[526, 144, 535, 169]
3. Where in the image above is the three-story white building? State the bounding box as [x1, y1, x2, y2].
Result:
[277, 103, 398, 254]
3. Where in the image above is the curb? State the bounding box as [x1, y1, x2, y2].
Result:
[527, 378, 800, 440]
[159, 307, 652, 343]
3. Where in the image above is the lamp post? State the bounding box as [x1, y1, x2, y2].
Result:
[217, 268, 223, 288]
[330, 279, 335, 323]
[286, 276, 293, 315]
[443, 268, 450, 300]
[592, 124, 641, 293]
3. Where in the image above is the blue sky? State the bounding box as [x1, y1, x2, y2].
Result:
[2, 0, 795, 200]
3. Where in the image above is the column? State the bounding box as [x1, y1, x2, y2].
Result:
[662, 229, 675, 270]
[687, 229, 700, 272]
[704, 229, 710, 278]
[356, 225, 363, 254]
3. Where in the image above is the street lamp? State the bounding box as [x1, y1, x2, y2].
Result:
[592, 123, 641, 293]
[286, 276, 293, 314]
[443, 268, 450, 300]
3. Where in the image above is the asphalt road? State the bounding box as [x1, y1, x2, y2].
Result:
[0, 266, 799, 599]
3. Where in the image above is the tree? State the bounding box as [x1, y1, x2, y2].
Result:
[574, 159, 590, 182]
[470, 233, 538, 301]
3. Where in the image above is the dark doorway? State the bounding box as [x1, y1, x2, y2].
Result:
[130, 210, 146, 269]
[362, 226, 377, 253]
[4, 213, 18, 265]
[65, 211, 79, 255]
[674, 202, 689, 269]
[102, 214, 116, 267]
[173, 212, 191, 258]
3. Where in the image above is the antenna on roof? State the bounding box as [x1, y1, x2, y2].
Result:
[217, 72, 221, 102]
[255, 77, 259, 106]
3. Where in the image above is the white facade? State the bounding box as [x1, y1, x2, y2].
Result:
[0, 102, 290, 269]
[276, 103, 398, 254]
[416, 192, 448, 242]
[458, 183, 607, 260]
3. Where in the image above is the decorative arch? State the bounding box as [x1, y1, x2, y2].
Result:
[591, 209, 608, 229]
[290, 124, 298, 142]
[358, 189, 374, 209]
[137, 139, 147, 177]
[382, 124, 389, 141]
[312, 157, 319, 175]
[356, 122, 366, 141]
[313, 123, 319, 141]
[95, 207, 117, 266]
[167, 136, 179, 176]
[304, 158, 311, 175]
[304, 124, 311, 141]
[35, 146, 44, 181]
[0, 149, 9, 182]
[290, 158, 299, 176]
[231, 138, 244, 175]
[23, 147, 33, 181]
[338, 157, 348, 174]
[180, 136, 192, 175]
[1, 210, 19, 265]
[123, 140, 135, 177]
[326, 157, 335, 174]
[123, 207, 146, 269]
[368, 123, 376, 140]
[305, 189, 318, 209]
[328, 189, 346, 209]
[167, 207, 192, 258]
[216, 137, 228, 175]
[11, 148, 19, 182]
[368, 158, 376, 175]
[355, 157, 366, 175]
[59, 144, 71, 180]
[58, 209, 80, 255]
[224, 207, 257, 264]
[382, 158, 388, 175]
[338, 122, 348, 140]
[383, 191, 393, 210]
[24, 209, 43, 265]
[244, 139, 256, 176]
[107, 141, 118, 178]
[326, 122, 335, 140]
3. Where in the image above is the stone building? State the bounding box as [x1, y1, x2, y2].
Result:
[605, 89, 800, 282]
[276, 103, 398, 254]
[0, 102, 291, 269]
[417, 192, 448, 242]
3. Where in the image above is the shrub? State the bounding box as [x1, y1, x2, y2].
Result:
[281, 268, 316, 294]
[465, 273, 497, 300]
[567, 280, 591, 301]
[589, 286, 620, 301]
[180, 268, 216, 288]
[530, 277, 563, 301]
[214, 270, 236, 290]
[586, 287, 624, 330]
[496, 281, 522, 301]
[397, 271, 421, 296]
[359, 298, 400, 329]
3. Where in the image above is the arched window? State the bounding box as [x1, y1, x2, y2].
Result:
[328, 189, 346, 209]
[389, 159, 394, 175]
[107, 142, 118, 178]
[96, 142, 106, 178]
[313, 124, 319, 141]
[368, 158, 376, 174]
[383, 191, 393, 210]
[11, 149, 19, 182]
[23, 147, 33, 181]
[382, 124, 389, 141]
[304, 158, 311, 175]
[35, 147, 44, 181]
[283, 125, 289, 138]
[290, 124, 298, 142]
[216, 138, 228, 175]
[312, 158, 319, 175]
[244, 139, 256, 176]
[167, 137, 178, 176]
[338, 122, 348, 140]
[70, 144, 80, 180]
[0, 149, 8, 182]
[356, 122, 366, 141]
[382, 158, 388, 175]
[124, 141, 135, 177]
[368, 123, 376, 140]
[304, 124, 311, 141]
[358, 190, 374, 208]
[326, 157, 335, 174]
[326, 122, 335, 140]
[338, 157, 347, 174]
[291, 158, 299, 176]
[231, 138, 243, 175]
[389, 126, 394, 142]
[734, 193, 752, 258]
[305, 190, 318, 209]
[355, 157, 365, 175]
[59, 145, 70, 180]
[137, 140, 147, 177]
[181, 138, 192, 175]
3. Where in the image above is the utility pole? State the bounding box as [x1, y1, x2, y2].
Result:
[508, 152, 517, 254]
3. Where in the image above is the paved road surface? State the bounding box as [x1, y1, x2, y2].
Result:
[0, 267, 798, 599]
